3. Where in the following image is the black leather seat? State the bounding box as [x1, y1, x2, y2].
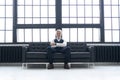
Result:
[68, 42, 94, 62]
[23, 42, 94, 63]
[24, 42, 49, 62]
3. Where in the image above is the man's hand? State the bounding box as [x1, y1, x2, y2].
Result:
[50, 42, 56, 46]
[56, 43, 66, 47]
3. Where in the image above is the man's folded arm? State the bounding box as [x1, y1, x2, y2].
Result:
[56, 41, 67, 47]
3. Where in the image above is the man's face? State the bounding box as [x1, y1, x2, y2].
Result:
[56, 31, 61, 38]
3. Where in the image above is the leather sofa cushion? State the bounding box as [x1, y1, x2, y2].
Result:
[26, 52, 47, 58]
[71, 59, 91, 62]
[71, 52, 90, 58]
[26, 52, 90, 59]
[28, 42, 49, 52]
[26, 52, 65, 59]
[67, 42, 87, 52]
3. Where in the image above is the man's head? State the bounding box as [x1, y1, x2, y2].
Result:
[56, 29, 62, 39]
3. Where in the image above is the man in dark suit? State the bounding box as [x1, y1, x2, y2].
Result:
[47, 29, 70, 69]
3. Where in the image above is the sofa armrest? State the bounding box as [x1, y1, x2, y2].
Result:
[88, 46, 95, 62]
[22, 46, 28, 62]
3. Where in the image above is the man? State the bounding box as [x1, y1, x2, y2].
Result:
[47, 29, 71, 69]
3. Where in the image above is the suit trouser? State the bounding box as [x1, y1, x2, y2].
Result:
[47, 46, 71, 64]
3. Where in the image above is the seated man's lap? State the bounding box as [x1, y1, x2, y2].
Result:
[47, 46, 70, 54]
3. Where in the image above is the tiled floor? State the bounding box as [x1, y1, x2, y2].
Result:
[0, 64, 120, 80]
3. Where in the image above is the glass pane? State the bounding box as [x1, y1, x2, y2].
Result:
[112, 18, 119, 29]
[0, 0, 5, 5]
[78, 18, 85, 24]
[41, 6, 48, 17]
[78, 6, 84, 17]
[41, 18, 48, 24]
[105, 30, 112, 42]
[85, 18, 92, 24]
[113, 30, 119, 42]
[112, 6, 118, 17]
[62, 6, 69, 17]
[78, 28, 85, 42]
[18, 6, 24, 17]
[70, 18, 77, 24]
[33, 6, 40, 17]
[62, 28, 70, 42]
[6, 18, 13, 30]
[41, 0, 48, 5]
[25, 6, 32, 17]
[70, 28, 77, 42]
[33, 18, 40, 24]
[18, 0, 24, 5]
[18, 18, 24, 24]
[104, 0, 111, 5]
[70, 0, 77, 4]
[49, 6, 55, 17]
[0, 31, 5, 43]
[93, 0, 99, 5]
[25, 29, 32, 42]
[93, 28, 100, 42]
[93, 18, 100, 24]
[104, 6, 111, 17]
[6, 0, 13, 5]
[85, 6, 92, 17]
[112, 0, 118, 5]
[49, 18, 55, 24]
[93, 6, 100, 17]
[49, 0, 55, 5]
[104, 18, 112, 29]
[17, 29, 24, 42]
[85, 0, 92, 5]
[62, 18, 69, 24]
[0, 6, 5, 17]
[70, 6, 77, 17]
[49, 29, 55, 42]
[25, 0, 32, 5]
[6, 6, 13, 17]
[0, 18, 5, 30]
[33, 29, 40, 42]
[62, 0, 69, 5]
[41, 29, 48, 42]
[86, 28, 92, 42]
[33, 0, 40, 5]
[78, 0, 84, 4]
[6, 31, 12, 42]
[25, 18, 32, 24]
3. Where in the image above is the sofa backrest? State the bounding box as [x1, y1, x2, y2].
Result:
[28, 42, 49, 52]
[67, 42, 87, 52]
[28, 42, 87, 52]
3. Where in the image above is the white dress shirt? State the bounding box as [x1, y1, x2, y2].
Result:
[51, 38, 67, 47]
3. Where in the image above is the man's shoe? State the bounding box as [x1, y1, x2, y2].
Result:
[48, 64, 54, 69]
[64, 64, 70, 69]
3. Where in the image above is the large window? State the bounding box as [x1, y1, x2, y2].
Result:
[104, 0, 120, 42]
[16, 0, 101, 43]
[0, 0, 13, 43]
[62, 0, 100, 24]
[17, 0, 56, 24]
[0, 0, 120, 43]
[17, 28, 55, 42]
[17, 28, 100, 42]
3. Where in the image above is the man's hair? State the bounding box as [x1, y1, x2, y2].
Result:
[56, 28, 62, 31]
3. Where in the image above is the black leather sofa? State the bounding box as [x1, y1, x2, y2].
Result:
[23, 42, 94, 64]
[23, 42, 49, 62]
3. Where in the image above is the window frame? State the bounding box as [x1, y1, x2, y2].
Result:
[1, 0, 114, 43]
